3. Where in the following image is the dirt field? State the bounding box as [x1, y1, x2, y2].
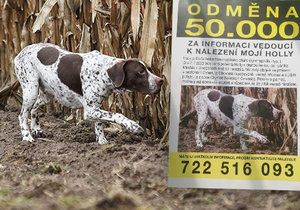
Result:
[178, 120, 297, 155]
[1, 107, 300, 210]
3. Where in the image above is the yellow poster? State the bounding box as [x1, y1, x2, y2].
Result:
[169, 0, 300, 190]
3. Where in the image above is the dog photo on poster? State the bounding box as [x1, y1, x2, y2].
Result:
[179, 86, 296, 154]
[169, 0, 300, 190]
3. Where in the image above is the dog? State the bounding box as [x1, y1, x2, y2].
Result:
[14, 43, 163, 144]
[182, 89, 282, 150]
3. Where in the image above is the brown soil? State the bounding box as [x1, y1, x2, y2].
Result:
[178, 121, 296, 155]
[1, 107, 300, 210]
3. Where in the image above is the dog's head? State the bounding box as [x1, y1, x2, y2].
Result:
[107, 59, 163, 94]
[248, 99, 282, 120]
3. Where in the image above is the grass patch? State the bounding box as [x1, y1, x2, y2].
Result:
[0, 189, 37, 210]
[58, 195, 97, 209]
[0, 188, 9, 197]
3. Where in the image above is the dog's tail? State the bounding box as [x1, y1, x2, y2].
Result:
[180, 110, 197, 126]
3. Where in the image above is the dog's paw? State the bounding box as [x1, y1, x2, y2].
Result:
[32, 129, 46, 138]
[260, 137, 269, 144]
[201, 136, 209, 143]
[129, 123, 144, 134]
[252, 131, 269, 144]
[257, 135, 269, 144]
[22, 136, 34, 142]
[196, 140, 203, 147]
[97, 137, 109, 145]
[240, 144, 248, 150]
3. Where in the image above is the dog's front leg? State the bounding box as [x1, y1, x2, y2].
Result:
[94, 122, 108, 144]
[239, 136, 248, 150]
[234, 126, 269, 149]
[84, 106, 144, 143]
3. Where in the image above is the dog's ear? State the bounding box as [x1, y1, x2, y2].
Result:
[248, 100, 259, 115]
[249, 99, 273, 117]
[107, 60, 126, 88]
[256, 100, 274, 119]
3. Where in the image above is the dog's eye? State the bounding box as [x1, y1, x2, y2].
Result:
[138, 70, 146, 75]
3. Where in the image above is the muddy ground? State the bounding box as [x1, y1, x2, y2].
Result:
[0, 107, 300, 210]
[178, 120, 296, 155]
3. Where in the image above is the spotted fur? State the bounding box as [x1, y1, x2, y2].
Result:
[207, 90, 220, 101]
[193, 89, 282, 150]
[14, 43, 163, 144]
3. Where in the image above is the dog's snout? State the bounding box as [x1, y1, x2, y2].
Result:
[273, 109, 283, 120]
[278, 110, 283, 118]
[151, 77, 163, 94]
[157, 78, 163, 86]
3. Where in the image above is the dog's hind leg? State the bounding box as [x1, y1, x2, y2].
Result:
[30, 90, 51, 138]
[18, 81, 39, 142]
[194, 98, 209, 147]
[15, 60, 39, 142]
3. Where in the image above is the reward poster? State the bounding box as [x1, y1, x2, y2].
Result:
[169, 0, 300, 190]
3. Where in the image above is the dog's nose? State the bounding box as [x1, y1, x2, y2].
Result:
[274, 110, 283, 120]
[157, 78, 163, 86]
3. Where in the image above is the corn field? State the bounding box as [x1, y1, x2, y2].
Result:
[181, 86, 297, 154]
[0, 0, 172, 139]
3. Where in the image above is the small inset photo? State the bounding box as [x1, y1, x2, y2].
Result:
[178, 86, 297, 155]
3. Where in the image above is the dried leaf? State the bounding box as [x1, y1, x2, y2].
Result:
[95, 4, 111, 17]
[6, 0, 21, 10]
[32, 0, 58, 33]
[57, 0, 64, 18]
[21, 15, 32, 49]
[120, 2, 130, 37]
[138, 0, 158, 65]
[91, 0, 98, 23]
[110, 0, 119, 26]
[79, 23, 91, 53]
[26, 1, 36, 13]
[131, 0, 140, 42]
[66, 0, 82, 18]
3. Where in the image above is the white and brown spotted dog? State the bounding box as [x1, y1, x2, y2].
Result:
[14, 43, 163, 144]
[183, 89, 282, 150]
